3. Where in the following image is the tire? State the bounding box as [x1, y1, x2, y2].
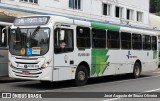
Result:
[132, 62, 141, 79]
[74, 65, 88, 86]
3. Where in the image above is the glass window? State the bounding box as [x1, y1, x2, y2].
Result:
[121, 32, 131, 49]
[77, 26, 90, 48]
[126, 9, 134, 20]
[132, 34, 142, 50]
[103, 3, 111, 16]
[107, 30, 120, 49]
[69, 0, 81, 10]
[115, 6, 123, 18]
[92, 28, 106, 48]
[143, 35, 151, 50]
[152, 36, 157, 50]
[137, 11, 143, 22]
[54, 28, 74, 54]
[9, 27, 50, 56]
[20, 0, 38, 4]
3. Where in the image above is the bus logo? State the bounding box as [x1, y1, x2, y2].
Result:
[126, 51, 131, 59]
[20, 48, 26, 55]
[126, 51, 137, 59]
[24, 65, 28, 69]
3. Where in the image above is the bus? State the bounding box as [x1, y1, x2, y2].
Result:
[8, 15, 158, 86]
[0, 21, 12, 77]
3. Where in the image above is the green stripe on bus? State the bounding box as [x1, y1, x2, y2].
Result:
[91, 49, 110, 75]
[91, 22, 120, 31]
[153, 51, 158, 59]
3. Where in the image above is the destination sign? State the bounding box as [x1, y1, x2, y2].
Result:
[14, 16, 50, 26]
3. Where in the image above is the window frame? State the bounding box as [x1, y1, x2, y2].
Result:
[115, 6, 124, 18]
[69, 0, 82, 10]
[103, 3, 111, 16]
[126, 9, 134, 20]
[132, 33, 142, 50]
[107, 30, 120, 49]
[142, 35, 151, 50]
[54, 28, 74, 54]
[151, 36, 157, 50]
[76, 26, 91, 49]
[137, 11, 143, 22]
[92, 28, 106, 49]
[20, 0, 38, 4]
[121, 32, 131, 50]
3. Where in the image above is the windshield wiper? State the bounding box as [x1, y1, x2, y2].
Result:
[26, 26, 40, 47]
[30, 26, 40, 39]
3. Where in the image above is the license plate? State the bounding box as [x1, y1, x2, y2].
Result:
[22, 71, 30, 75]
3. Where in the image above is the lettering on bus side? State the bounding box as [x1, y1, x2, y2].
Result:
[78, 53, 90, 57]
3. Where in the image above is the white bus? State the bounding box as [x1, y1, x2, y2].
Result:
[0, 21, 12, 77]
[9, 15, 158, 86]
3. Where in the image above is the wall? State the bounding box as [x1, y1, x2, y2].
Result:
[0, 0, 150, 27]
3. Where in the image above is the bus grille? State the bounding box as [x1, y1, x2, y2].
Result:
[11, 65, 42, 78]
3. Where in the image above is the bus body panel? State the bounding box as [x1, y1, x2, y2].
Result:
[0, 49, 8, 76]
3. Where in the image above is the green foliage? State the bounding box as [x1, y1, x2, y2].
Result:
[150, 0, 160, 13]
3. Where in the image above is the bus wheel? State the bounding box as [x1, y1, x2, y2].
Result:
[132, 62, 141, 78]
[74, 65, 88, 86]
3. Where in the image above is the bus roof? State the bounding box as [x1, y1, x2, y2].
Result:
[14, 15, 157, 35]
[0, 21, 12, 26]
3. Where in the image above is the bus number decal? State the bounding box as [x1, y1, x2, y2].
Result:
[78, 53, 90, 57]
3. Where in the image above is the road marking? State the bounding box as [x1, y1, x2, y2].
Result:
[102, 88, 160, 101]
[103, 98, 120, 101]
[145, 88, 160, 92]
[37, 75, 160, 92]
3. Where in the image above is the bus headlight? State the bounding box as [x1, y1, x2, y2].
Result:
[41, 59, 52, 69]
[42, 63, 49, 68]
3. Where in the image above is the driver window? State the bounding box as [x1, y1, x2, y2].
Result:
[54, 28, 74, 54]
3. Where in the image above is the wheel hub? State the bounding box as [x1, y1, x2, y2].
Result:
[78, 71, 85, 81]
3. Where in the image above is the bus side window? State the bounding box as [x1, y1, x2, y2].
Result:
[76, 26, 90, 49]
[107, 30, 120, 49]
[152, 36, 157, 50]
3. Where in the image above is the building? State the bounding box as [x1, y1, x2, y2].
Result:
[149, 14, 160, 39]
[0, 0, 150, 27]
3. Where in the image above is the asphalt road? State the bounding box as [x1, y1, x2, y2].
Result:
[0, 68, 160, 101]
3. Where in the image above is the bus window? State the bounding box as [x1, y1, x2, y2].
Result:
[152, 36, 157, 50]
[143, 35, 151, 50]
[92, 28, 106, 48]
[132, 34, 142, 50]
[121, 32, 131, 49]
[76, 26, 90, 48]
[54, 28, 74, 54]
[107, 30, 120, 49]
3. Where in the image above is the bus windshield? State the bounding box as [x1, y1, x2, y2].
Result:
[9, 27, 50, 56]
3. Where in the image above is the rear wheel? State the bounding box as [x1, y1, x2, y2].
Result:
[74, 65, 88, 86]
[132, 62, 141, 78]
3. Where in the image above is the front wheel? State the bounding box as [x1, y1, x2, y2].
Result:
[74, 65, 88, 86]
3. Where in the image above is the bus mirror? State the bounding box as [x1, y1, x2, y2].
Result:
[60, 30, 65, 40]
[1, 33, 5, 44]
[1, 28, 6, 44]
